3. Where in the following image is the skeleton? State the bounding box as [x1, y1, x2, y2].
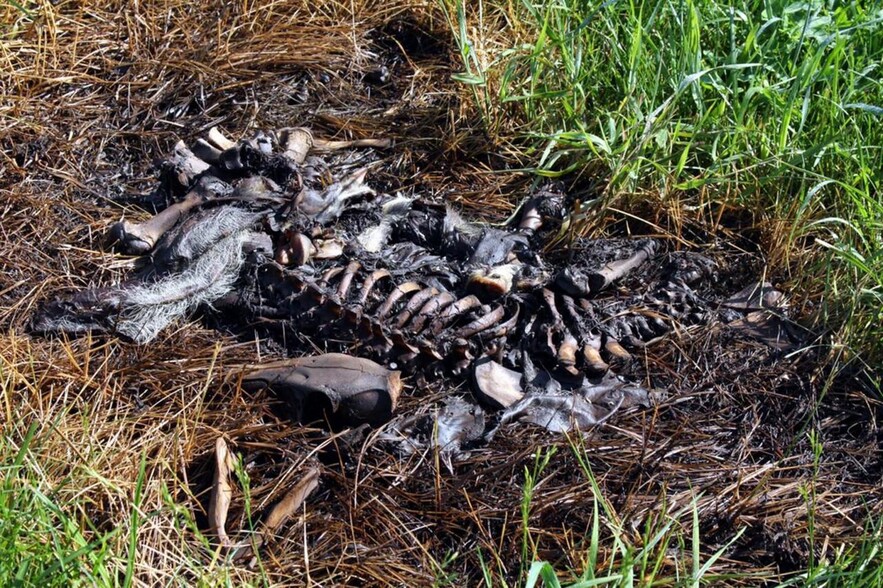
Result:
[30, 126, 782, 438]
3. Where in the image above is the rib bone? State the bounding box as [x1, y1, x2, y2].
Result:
[376, 282, 421, 318]
[394, 287, 438, 329]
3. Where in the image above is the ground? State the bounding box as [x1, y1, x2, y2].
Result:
[1, 1, 881, 586]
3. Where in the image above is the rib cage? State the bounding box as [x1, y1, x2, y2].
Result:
[228, 235, 714, 381]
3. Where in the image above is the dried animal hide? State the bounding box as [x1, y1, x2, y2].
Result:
[33, 206, 268, 344]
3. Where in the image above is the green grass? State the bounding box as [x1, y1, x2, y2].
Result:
[445, 0, 883, 366]
[0, 422, 118, 587]
[443, 4, 883, 583]
[513, 435, 883, 587]
[507, 438, 750, 587]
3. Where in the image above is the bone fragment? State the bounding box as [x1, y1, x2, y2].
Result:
[208, 437, 236, 547]
[312, 137, 392, 151]
[240, 354, 402, 426]
[167, 140, 211, 187]
[108, 190, 205, 255]
[207, 126, 236, 151]
[262, 466, 320, 535]
[275, 232, 315, 266]
[588, 240, 658, 293]
[234, 466, 321, 567]
[473, 356, 524, 408]
[279, 127, 314, 165]
[192, 139, 223, 164]
[313, 238, 345, 260]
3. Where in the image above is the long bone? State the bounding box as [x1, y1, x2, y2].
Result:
[278, 127, 313, 165]
[312, 137, 392, 151]
[192, 139, 223, 165]
[588, 240, 658, 293]
[165, 140, 212, 187]
[107, 176, 225, 255]
[207, 126, 236, 151]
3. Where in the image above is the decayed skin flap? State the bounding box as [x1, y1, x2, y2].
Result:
[240, 354, 402, 426]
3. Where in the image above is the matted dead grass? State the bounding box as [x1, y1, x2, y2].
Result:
[2, 1, 882, 586]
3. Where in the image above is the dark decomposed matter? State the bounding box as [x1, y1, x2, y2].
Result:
[30, 126, 797, 438]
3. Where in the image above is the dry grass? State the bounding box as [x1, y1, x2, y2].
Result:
[2, 1, 882, 586]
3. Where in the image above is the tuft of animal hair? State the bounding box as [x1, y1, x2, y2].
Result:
[150, 206, 264, 274]
[32, 206, 266, 343]
[114, 229, 256, 343]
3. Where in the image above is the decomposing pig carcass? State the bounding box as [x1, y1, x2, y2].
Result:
[30, 126, 798, 445]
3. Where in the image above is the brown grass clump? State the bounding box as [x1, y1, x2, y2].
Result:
[2, 1, 882, 586]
